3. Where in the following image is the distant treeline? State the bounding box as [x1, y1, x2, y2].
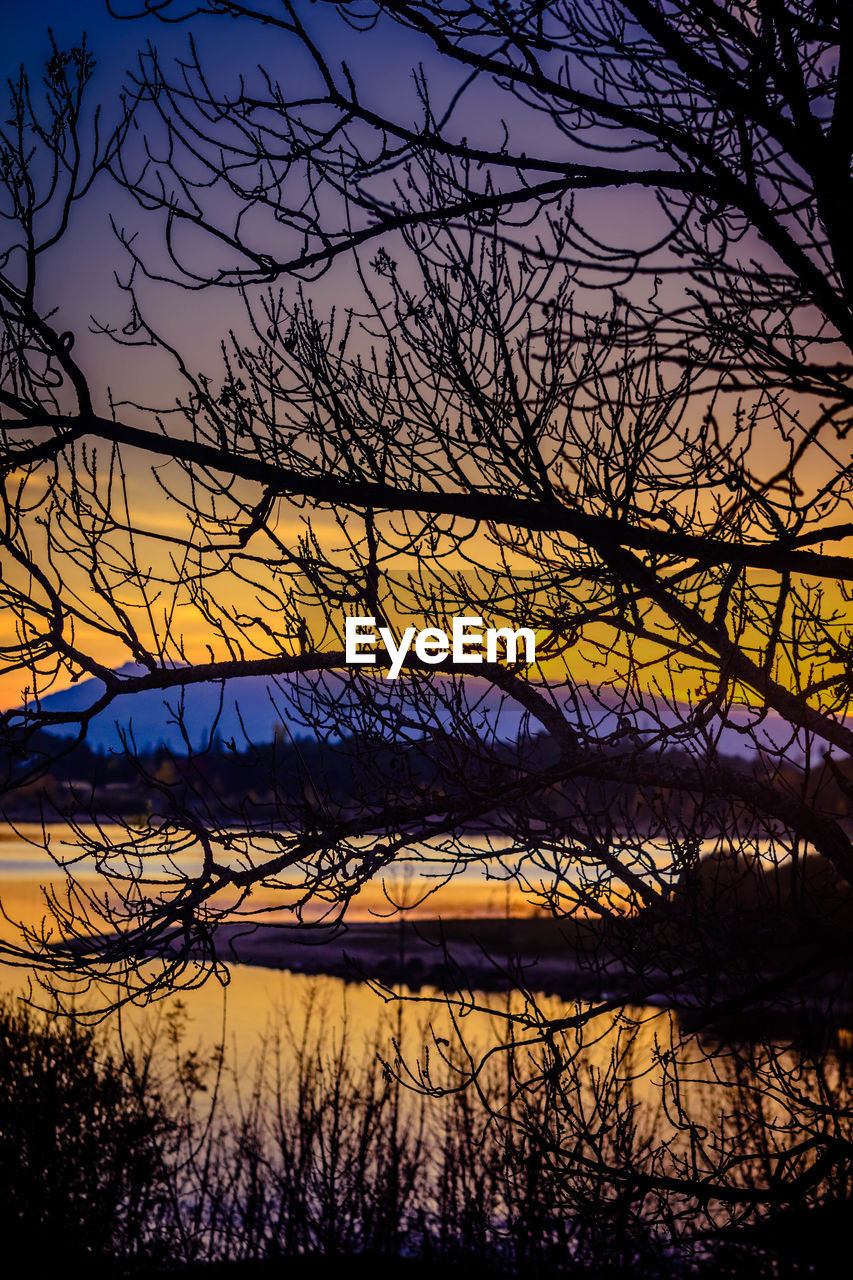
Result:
[2, 728, 852, 831]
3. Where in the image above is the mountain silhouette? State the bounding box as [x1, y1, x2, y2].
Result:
[26, 664, 532, 752]
[26, 664, 798, 758]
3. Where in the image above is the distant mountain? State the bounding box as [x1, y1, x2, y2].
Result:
[27, 664, 533, 753]
[26, 663, 799, 758]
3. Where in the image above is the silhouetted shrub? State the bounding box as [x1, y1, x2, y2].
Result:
[0, 999, 172, 1277]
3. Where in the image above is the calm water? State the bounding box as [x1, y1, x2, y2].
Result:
[0, 821, 844, 1174]
[0, 823, 687, 1122]
[0, 823, 570, 1073]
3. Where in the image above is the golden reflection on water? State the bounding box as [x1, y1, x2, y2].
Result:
[0, 820, 848, 1198]
[0, 826, 666, 1117]
[0, 822, 542, 925]
[0, 869, 681, 1155]
[0, 823, 557, 1093]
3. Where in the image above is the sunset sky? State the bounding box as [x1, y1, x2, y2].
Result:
[0, 3, 843, 720]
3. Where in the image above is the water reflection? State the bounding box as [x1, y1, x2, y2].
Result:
[1, 822, 852, 1274]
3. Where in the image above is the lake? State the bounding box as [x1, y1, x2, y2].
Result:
[0, 817, 849, 1251]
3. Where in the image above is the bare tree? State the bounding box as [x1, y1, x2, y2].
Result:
[2, 2, 853, 1267]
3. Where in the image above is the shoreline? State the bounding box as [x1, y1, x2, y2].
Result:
[203, 918, 853, 1037]
[209, 917, 600, 1001]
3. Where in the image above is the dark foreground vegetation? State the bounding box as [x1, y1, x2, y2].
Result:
[0, 995, 850, 1280]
